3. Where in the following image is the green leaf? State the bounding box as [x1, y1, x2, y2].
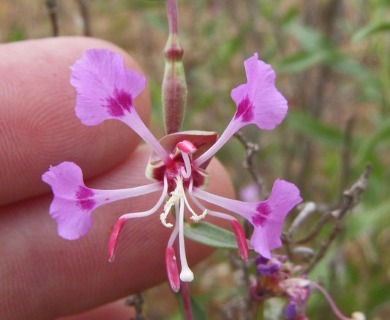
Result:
[6, 26, 27, 42]
[286, 21, 327, 50]
[348, 200, 390, 238]
[286, 111, 345, 146]
[278, 50, 330, 73]
[352, 21, 390, 42]
[357, 118, 390, 165]
[184, 222, 242, 249]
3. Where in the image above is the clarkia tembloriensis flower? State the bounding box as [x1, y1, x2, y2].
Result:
[42, 49, 302, 292]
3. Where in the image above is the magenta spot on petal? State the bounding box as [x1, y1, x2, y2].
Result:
[105, 88, 133, 117]
[252, 202, 271, 226]
[234, 96, 254, 122]
[76, 186, 96, 211]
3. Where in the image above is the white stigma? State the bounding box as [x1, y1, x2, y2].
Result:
[180, 267, 194, 282]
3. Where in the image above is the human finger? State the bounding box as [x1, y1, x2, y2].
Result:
[57, 299, 133, 320]
[0, 37, 150, 206]
[1, 145, 234, 320]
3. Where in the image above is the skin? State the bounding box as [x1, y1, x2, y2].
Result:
[0, 37, 234, 320]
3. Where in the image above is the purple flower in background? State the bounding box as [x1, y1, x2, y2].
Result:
[280, 278, 311, 320]
[42, 49, 301, 291]
[251, 254, 365, 320]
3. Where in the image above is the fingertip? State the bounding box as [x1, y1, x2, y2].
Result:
[0, 37, 151, 205]
[56, 299, 134, 320]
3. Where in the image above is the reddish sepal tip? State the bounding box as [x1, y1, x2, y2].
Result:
[165, 247, 180, 292]
[108, 218, 126, 263]
[231, 219, 249, 261]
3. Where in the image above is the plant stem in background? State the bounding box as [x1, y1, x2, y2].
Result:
[45, 0, 59, 36]
[76, 0, 91, 36]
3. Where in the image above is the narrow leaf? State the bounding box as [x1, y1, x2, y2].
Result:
[352, 21, 390, 42]
[184, 222, 245, 249]
[286, 111, 345, 146]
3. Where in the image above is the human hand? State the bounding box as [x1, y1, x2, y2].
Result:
[0, 37, 234, 320]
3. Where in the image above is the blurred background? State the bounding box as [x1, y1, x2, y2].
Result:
[1, 1, 389, 319]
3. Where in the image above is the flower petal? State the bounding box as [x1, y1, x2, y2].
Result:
[70, 49, 147, 125]
[231, 53, 288, 130]
[195, 54, 288, 167]
[43, 162, 165, 240]
[42, 162, 96, 240]
[193, 179, 301, 258]
[71, 49, 169, 161]
[249, 179, 302, 258]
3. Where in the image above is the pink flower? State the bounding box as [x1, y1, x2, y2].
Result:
[192, 179, 301, 258]
[194, 53, 288, 167]
[42, 162, 162, 240]
[43, 49, 301, 291]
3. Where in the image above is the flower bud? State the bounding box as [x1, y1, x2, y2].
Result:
[162, 33, 187, 134]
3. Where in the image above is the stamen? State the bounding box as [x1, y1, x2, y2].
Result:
[108, 177, 169, 261]
[188, 186, 249, 258]
[119, 176, 168, 221]
[160, 190, 176, 227]
[190, 209, 207, 222]
[160, 178, 183, 227]
[188, 181, 233, 222]
[167, 203, 180, 248]
[161, 198, 175, 227]
[185, 179, 207, 222]
[160, 212, 173, 228]
[180, 151, 192, 179]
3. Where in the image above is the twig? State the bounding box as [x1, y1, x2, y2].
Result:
[303, 165, 371, 273]
[45, 0, 59, 36]
[282, 232, 294, 261]
[288, 202, 317, 235]
[234, 130, 265, 198]
[294, 210, 332, 244]
[75, 0, 91, 36]
[126, 294, 145, 320]
[227, 253, 253, 319]
[340, 116, 355, 197]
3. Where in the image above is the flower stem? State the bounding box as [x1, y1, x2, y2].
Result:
[181, 281, 193, 320]
[311, 281, 353, 320]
